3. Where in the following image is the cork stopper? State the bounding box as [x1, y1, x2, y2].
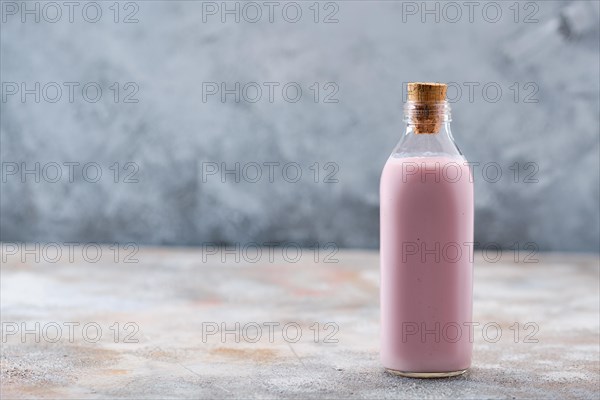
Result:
[406, 82, 447, 134]
[407, 82, 447, 102]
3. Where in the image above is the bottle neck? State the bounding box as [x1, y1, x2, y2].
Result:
[404, 100, 451, 134]
[391, 101, 463, 158]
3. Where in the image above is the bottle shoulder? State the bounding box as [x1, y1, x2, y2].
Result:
[392, 123, 464, 159]
[380, 154, 474, 189]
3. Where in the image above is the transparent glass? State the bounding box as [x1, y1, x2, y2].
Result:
[391, 101, 464, 159]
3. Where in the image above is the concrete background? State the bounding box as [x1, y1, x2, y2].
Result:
[1, 0, 599, 251]
[1, 248, 599, 399]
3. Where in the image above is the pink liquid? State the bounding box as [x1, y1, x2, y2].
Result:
[380, 155, 474, 373]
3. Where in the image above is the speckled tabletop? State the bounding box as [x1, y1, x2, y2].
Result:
[1, 247, 598, 399]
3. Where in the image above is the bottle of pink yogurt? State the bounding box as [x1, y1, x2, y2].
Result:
[380, 82, 474, 378]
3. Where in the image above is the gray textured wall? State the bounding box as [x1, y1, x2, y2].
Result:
[1, 1, 599, 251]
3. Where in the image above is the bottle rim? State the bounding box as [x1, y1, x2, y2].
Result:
[403, 100, 452, 123]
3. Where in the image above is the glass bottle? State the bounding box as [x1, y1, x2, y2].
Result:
[380, 82, 474, 378]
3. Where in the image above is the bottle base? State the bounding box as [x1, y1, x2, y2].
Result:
[385, 368, 467, 379]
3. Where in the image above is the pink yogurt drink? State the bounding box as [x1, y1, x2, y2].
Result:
[380, 83, 474, 378]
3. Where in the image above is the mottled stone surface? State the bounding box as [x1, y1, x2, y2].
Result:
[1, 1, 599, 251]
[1, 247, 598, 399]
